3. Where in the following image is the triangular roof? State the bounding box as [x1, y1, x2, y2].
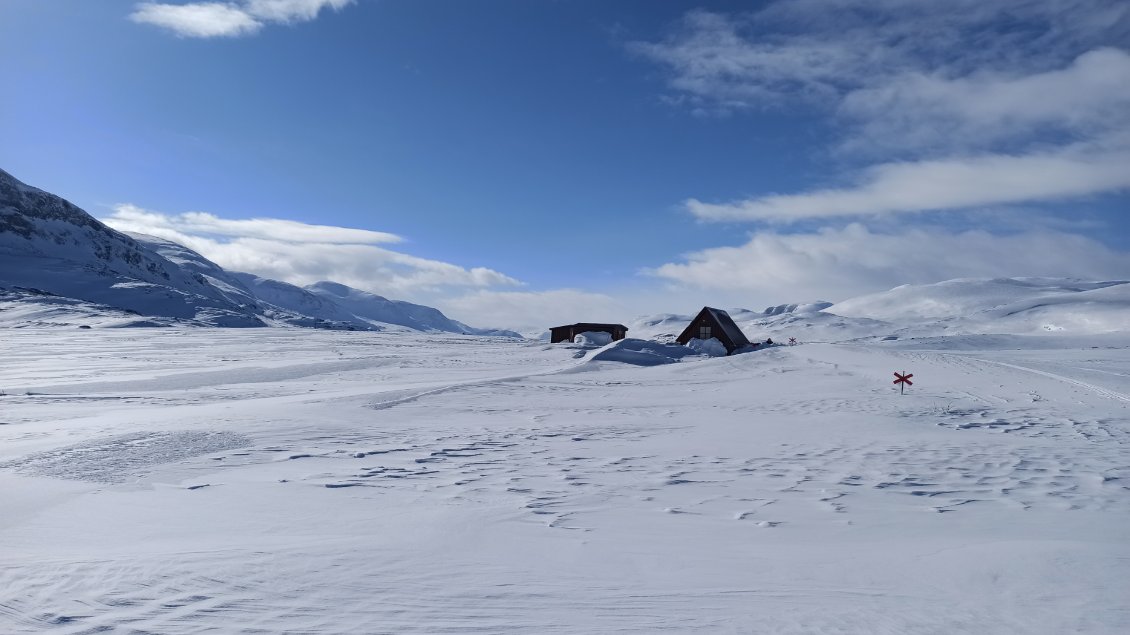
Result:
[703, 308, 749, 348]
[550, 322, 628, 330]
[676, 307, 751, 353]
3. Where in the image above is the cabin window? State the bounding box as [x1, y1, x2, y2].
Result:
[699, 325, 711, 339]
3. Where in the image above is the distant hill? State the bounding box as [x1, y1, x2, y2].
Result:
[629, 278, 1130, 344]
[827, 278, 1130, 337]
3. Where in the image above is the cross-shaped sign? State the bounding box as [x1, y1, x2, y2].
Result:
[893, 371, 913, 394]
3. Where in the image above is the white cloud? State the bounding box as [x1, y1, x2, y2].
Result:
[129, 2, 262, 38]
[632, 2, 1129, 115]
[102, 204, 520, 301]
[130, 0, 353, 38]
[111, 204, 402, 244]
[633, 2, 1130, 220]
[243, 0, 353, 22]
[838, 48, 1130, 156]
[686, 147, 1130, 222]
[628, 9, 877, 113]
[650, 224, 1130, 304]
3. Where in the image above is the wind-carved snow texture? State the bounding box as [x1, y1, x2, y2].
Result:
[0, 328, 1127, 633]
[2, 431, 251, 483]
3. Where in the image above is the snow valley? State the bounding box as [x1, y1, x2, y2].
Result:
[6, 0, 1130, 630]
[3, 166, 1130, 633]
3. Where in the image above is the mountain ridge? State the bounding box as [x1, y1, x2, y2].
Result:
[0, 168, 517, 335]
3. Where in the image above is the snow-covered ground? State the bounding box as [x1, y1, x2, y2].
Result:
[2, 328, 1127, 633]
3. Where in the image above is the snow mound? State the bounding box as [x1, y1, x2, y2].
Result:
[588, 338, 697, 366]
[685, 337, 728, 357]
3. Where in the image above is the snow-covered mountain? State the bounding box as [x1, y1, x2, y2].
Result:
[0, 168, 516, 335]
[218, 274, 491, 334]
[0, 168, 266, 327]
[303, 281, 516, 336]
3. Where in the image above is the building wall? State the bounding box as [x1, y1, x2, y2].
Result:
[550, 324, 627, 343]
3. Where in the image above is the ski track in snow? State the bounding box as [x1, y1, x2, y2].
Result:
[965, 357, 1130, 403]
[0, 330, 1127, 633]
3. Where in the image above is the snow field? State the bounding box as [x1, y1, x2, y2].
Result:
[0, 329, 1127, 633]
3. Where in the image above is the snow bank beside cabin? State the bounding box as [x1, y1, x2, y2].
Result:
[585, 336, 756, 367]
[573, 331, 613, 346]
[686, 337, 728, 357]
[588, 338, 697, 366]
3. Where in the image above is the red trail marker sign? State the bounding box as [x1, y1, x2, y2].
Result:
[893, 371, 913, 395]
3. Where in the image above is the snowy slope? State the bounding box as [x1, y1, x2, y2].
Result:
[125, 232, 260, 309]
[0, 286, 166, 328]
[226, 272, 382, 330]
[127, 234, 377, 330]
[828, 277, 1130, 336]
[306, 281, 519, 336]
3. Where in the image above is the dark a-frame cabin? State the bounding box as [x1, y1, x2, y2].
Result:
[675, 307, 752, 355]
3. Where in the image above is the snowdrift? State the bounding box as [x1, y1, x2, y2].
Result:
[588, 338, 699, 366]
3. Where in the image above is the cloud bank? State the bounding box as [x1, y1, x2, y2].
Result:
[130, 0, 353, 38]
[635, 1, 1130, 309]
[103, 204, 520, 301]
[686, 147, 1130, 222]
[103, 205, 634, 332]
[651, 224, 1130, 305]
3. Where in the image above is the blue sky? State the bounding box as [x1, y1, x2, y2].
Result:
[2, 0, 1128, 329]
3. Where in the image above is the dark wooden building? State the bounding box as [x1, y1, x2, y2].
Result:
[550, 323, 628, 344]
[676, 307, 752, 355]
